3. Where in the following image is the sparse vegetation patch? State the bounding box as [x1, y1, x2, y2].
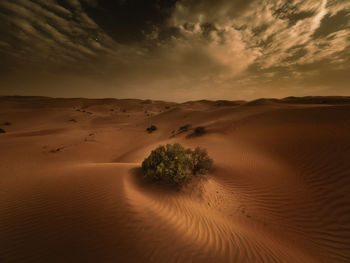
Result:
[147, 125, 157, 133]
[179, 124, 191, 132]
[187, 126, 206, 138]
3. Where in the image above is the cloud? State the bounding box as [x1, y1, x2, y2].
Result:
[0, 0, 116, 72]
[0, 0, 349, 101]
[313, 9, 350, 38]
[170, 0, 257, 26]
[165, 0, 349, 89]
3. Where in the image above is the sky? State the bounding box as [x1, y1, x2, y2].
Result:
[0, 0, 349, 101]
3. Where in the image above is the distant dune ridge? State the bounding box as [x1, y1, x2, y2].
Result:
[0, 96, 350, 262]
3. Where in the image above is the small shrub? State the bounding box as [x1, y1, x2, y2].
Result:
[146, 125, 157, 133]
[142, 143, 213, 186]
[0, 128, 5, 133]
[194, 126, 206, 136]
[179, 124, 191, 132]
[187, 126, 206, 138]
[3, 122, 11, 126]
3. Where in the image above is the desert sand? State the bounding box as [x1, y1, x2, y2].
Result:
[0, 96, 350, 263]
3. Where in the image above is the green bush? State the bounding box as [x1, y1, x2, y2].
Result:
[142, 143, 213, 186]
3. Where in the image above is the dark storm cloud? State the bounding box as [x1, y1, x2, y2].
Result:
[79, 0, 178, 43]
[0, 0, 349, 101]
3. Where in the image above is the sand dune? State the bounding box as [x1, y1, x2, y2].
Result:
[0, 96, 350, 262]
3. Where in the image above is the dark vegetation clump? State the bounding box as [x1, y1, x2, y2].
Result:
[142, 143, 213, 186]
[165, 106, 170, 109]
[0, 128, 6, 133]
[3, 122, 11, 126]
[179, 124, 191, 132]
[50, 146, 65, 153]
[146, 125, 157, 133]
[194, 126, 206, 135]
[187, 126, 206, 138]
